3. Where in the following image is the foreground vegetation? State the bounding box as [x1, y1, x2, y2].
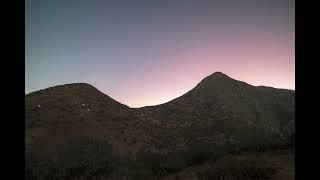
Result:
[26, 138, 294, 180]
[25, 76, 294, 180]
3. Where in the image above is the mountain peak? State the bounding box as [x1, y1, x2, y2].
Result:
[26, 83, 96, 96]
[190, 72, 242, 94]
[26, 82, 129, 109]
[209, 72, 230, 78]
[200, 72, 232, 84]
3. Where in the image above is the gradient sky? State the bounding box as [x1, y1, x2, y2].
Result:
[26, 0, 295, 107]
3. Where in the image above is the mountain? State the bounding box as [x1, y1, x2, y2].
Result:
[136, 72, 294, 151]
[25, 72, 295, 179]
[25, 83, 139, 155]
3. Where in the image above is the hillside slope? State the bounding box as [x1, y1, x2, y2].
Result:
[25, 73, 295, 179]
[136, 72, 295, 152]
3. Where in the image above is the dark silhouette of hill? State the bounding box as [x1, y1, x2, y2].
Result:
[25, 83, 141, 155]
[137, 72, 294, 152]
[25, 72, 295, 179]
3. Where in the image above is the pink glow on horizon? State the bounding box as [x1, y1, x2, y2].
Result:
[26, 0, 294, 108]
[96, 18, 294, 108]
[104, 37, 294, 108]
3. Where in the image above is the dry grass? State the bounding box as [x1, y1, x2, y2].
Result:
[161, 149, 294, 180]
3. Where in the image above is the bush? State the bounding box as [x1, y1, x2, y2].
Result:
[196, 155, 276, 180]
[164, 152, 188, 173]
[133, 150, 167, 178]
[26, 139, 114, 180]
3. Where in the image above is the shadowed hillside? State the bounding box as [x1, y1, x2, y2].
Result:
[137, 72, 294, 152]
[25, 72, 295, 180]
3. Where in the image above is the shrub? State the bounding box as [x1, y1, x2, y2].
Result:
[26, 139, 114, 180]
[196, 155, 276, 180]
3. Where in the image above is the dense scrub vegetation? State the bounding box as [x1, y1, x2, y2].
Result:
[25, 74, 294, 180]
[26, 136, 294, 180]
[195, 155, 277, 180]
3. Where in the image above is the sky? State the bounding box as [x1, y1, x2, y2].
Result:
[26, 0, 295, 107]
